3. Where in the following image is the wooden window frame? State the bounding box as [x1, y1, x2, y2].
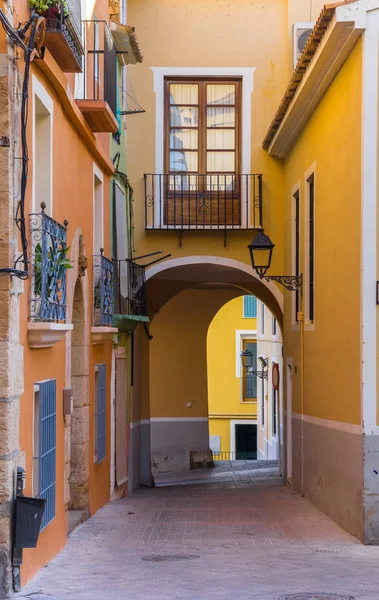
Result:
[164, 77, 242, 176]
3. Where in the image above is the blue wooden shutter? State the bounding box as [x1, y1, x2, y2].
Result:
[38, 379, 56, 529]
[96, 364, 107, 463]
[245, 342, 257, 398]
[243, 296, 257, 318]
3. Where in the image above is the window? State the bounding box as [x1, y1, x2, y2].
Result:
[260, 302, 265, 335]
[93, 168, 104, 254]
[33, 379, 56, 530]
[243, 296, 257, 318]
[293, 190, 300, 322]
[308, 175, 315, 322]
[33, 78, 53, 215]
[94, 364, 107, 463]
[272, 316, 277, 336]
[242, 339, 257, 400]
[164, 78, 241, 225]
[272, 377, 278, 436]
[261, 374, 265, 427]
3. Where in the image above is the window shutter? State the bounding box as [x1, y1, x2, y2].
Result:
[243, 296, 257, 318]
[115, 355, 128, 486]
[38, 379, 56, 529]
[96, 364, 107, 464]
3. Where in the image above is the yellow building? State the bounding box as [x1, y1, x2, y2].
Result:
[125, 0, 379, 545]
[208, 296, 258, 460]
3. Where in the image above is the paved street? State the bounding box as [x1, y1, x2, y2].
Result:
[16, 463, 379, 600]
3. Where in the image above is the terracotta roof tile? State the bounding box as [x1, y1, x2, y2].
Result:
[262, 0, 359, 150]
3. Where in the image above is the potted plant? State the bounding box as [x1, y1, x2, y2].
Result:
[28, 0, 69, 21]
[32, 242, 72, 320]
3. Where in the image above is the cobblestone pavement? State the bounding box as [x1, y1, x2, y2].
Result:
[16, 465, 379, 600]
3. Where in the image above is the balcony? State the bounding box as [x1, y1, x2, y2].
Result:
[28, 204, 73, 348]
[41, 0, 84, 73]
[75, 20, 118, 133]
[113, 259, 149, 331]
[144, 174, 263, 231]
[92, 250, 117, 344]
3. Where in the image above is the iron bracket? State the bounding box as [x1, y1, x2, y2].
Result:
[263, 273, 303, 293]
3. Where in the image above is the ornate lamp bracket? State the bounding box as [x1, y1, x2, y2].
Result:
[262, 274, 303, 293]
[249, 370, 268, 380]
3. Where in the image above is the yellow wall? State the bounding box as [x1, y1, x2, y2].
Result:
[127, 0, 286, 278]
[283, 40, 363, 425]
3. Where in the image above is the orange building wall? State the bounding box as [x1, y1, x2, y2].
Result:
[19, 59, 113, 584]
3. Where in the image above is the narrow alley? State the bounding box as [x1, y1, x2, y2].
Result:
[16, 464, 379, 600]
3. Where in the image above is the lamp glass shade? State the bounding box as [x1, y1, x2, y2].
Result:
[241, 348, 253, 369]
[248, 231, 275, 277]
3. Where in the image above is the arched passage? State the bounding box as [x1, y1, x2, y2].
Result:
[129, 257, 284, 489]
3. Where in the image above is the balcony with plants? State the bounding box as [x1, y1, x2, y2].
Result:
[92, 249, 117, 344]
[29, 0, 84, 72]
[28, 202, 73, 348]
[112, 258, 149, 331]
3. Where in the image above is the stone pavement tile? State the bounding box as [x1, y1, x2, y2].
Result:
[15, 474, 379, 600]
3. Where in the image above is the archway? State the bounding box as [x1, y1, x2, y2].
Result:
[129, 257, 284, 489]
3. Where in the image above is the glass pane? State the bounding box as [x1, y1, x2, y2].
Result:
[169, 174, 199, 191]
[170, 106, 198, 127]
[170, 129, 198, 150]
[207, 107, 235, 128]
[207, 152, 235, 172]
[170, 151, 198, 172]
[207, 175, 236, 191]
[207, 129, 235, 150]
[207, 84, 235, 105]
[169, 84, 198, 105]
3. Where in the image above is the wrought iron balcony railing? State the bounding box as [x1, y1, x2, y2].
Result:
[93, 250, 114, 326]
[113, 259, 148, 319]
[75, 20, 118, 132]
[144, 174, 263, 230]
[29, 204, 69, 322]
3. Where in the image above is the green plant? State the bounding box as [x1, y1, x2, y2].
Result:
[28, 0, 69, 18]
[33, 242, 72, 299]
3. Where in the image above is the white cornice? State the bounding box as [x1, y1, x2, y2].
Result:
[268, 4, 366, 158]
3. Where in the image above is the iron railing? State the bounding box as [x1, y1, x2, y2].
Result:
[29, 204, 69, 323]
[113, 259, 148, 318]
[93, 250, 114, 326]
[144, 174, 263, 230]
[43, 0, 84, 71]
[212, 451, 258, 461]
[77, 20, 117, 117]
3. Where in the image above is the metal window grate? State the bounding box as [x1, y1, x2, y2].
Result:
[95, 364, 107, 463]
[272, 386, 277, 436]
[243, 342, 257, 399]
[243, 295, 257, 318]
[115, 355, 128, 486]
[36, 379, 56, 530]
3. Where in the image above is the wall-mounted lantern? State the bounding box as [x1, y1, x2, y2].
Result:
[240, 349, 268, 380]
[248, 230, 302, 293]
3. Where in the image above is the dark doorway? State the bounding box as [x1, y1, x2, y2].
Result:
[235, 424, 257, 459]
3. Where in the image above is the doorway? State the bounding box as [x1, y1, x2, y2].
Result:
[286, 361, 293, 480]
[235, 424, 257, 459]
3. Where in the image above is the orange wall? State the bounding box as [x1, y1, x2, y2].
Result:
[19, 61, 113, 584]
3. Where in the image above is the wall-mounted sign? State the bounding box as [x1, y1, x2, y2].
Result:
[272, 363, 280, 391]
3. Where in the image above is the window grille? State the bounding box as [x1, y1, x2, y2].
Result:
[95, 364, 107, 463]
[35, 379, 56, 530]
[272, 316, 277, 336]
[272, 383, 278, 436]
[260, 302, 265, 335]
[243, 341, 257, 399]
[261, 375, 265, 426]
[243, 295, 257, 318]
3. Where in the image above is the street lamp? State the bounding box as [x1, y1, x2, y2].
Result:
[248, 230, 302, 292]
[240, 349, 268, 380]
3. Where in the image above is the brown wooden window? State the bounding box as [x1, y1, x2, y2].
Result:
[164, 78, 242, 226]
